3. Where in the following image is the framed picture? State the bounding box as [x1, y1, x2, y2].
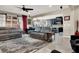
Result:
[64, 16, 70, 21]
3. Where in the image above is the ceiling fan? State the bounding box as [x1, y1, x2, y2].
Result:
[17, 5, 34, 12]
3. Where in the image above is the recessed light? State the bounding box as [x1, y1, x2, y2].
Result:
[60, 6, 63, 9]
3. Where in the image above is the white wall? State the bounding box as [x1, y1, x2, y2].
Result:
[63, 9, 75, 37]
[34, 14, 63, 19]
[63, 7, 79, 37]
[74, 7, 79, 32]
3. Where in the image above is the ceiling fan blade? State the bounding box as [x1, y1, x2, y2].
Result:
[25, 8, 33, 10]
[16, 5, 34, 12]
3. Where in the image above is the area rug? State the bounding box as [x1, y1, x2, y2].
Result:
[0, 34, 48, 53]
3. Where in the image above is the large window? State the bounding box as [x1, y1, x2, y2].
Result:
[0, 14, 6, 27]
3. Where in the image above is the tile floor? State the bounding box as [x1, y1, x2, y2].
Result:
[35, 33, 73, 53]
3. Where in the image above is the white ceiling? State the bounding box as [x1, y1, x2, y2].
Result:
[0, 5, 69, 17]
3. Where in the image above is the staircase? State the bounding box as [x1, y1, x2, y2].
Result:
[0, 27, 22, 41]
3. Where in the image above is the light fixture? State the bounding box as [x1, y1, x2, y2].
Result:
[60, 6, 63, 9]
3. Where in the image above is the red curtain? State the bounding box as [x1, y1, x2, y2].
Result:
[22, 15, 27, 32]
